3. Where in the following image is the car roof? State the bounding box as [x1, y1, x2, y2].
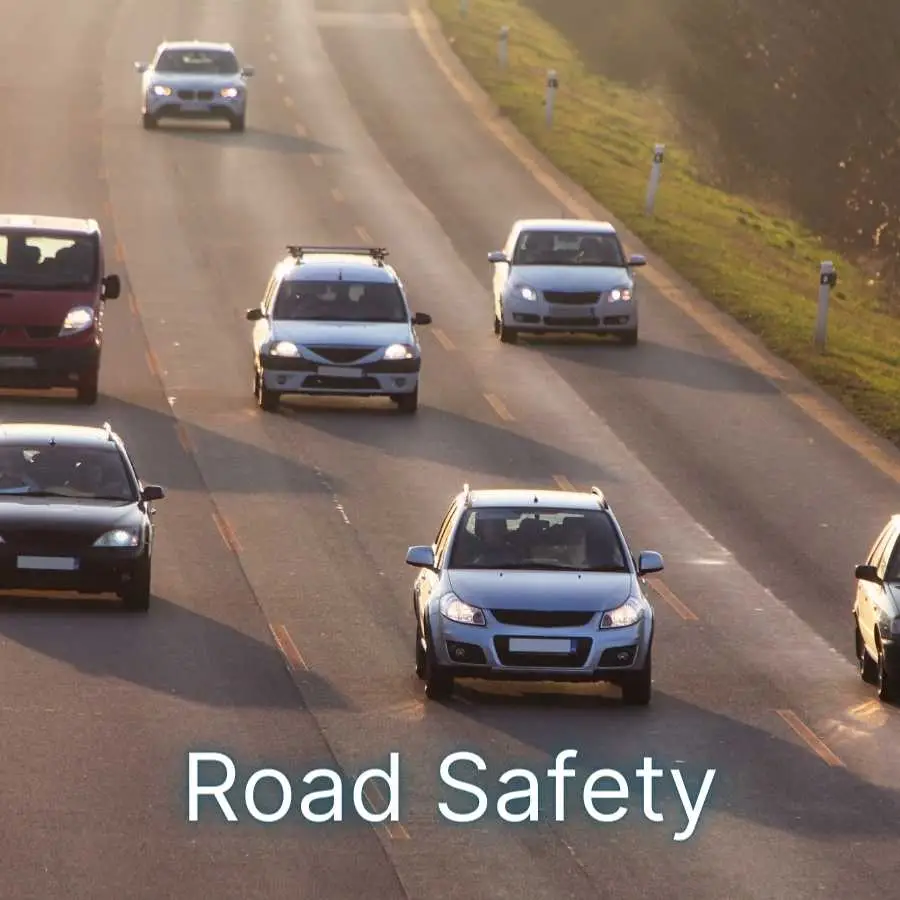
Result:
[0, 423, 120, 448]
[0, 214, 99, 234]
[278, 250, 399, 284]
[513, 218, 617, 235]
[463, 488, 609, 510]
[156, 40, 235, 53]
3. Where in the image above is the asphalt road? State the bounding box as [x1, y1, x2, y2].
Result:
[1, 0, 899, 897]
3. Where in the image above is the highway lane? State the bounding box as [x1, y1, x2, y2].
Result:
[0, 2, 405, 898]
[313, 0, 900, 659]
[92, 0, 900, 897]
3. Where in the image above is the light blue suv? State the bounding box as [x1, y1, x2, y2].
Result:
[246, 246, 432, 413]
[406, 484, 663, 704]
[488, 218, 646, 345]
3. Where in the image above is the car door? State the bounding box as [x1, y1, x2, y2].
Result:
[857, 522, 897, 656]
[415, 501, 458, 628]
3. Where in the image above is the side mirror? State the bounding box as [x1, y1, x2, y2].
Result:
[406, 545, 436, 569]
[141, 484, 165, 502]
[855, 564, 881, 584]
[412, 312, 432, 326]
[628, 254, 647, 267]
[134, 62, 148, 73]
[637, 550, 664, 576]
[242, 65, 255, 77]
[102, 274, 121, 300]
[488, 251, 508, 264]
[246, 307, 264, 321]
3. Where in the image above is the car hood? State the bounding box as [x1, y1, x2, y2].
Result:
[447, 570, 634, 611]
[510, 265, 632, 292]
[271, 321, 414, 348]
[0, 498, 142, 533]
[0, 288, 96, 326]
[148, 73, 244, 89]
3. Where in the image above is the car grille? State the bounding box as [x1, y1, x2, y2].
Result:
[303, 375, 381, 391]
[543, 291, 601, 305]
[307, 346, 373, 364]
[197, 90, 214, 101]
[491, 610, 594, 627]
[0, 527, 97, 552]
[177, 89, 195, 100]
[494, 636, 592, 668]
[24, 326, 58, 340]
[543, 316, 597, 327]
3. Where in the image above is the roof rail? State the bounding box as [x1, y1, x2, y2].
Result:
[462, 482, 472, 507]
[590, 485, 608, 508]
[285, 245, 388, 266]
[102, 421, 113, 440]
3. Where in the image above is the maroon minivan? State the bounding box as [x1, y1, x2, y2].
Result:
[0, 215, 121, 405]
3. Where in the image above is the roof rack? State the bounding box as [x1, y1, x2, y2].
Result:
[590, 485, 608, 508]
[102, 421, 114, 441]
[462, 483, 472, 507]
[285, 245, 389, 266]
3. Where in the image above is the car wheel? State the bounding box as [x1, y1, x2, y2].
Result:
[76, 370, 99, 405]
[122, 559, 151, 612]
[142, 113, 157, 130]
[230, 114, 246, 133]
[856, 622, 878, 684]
[620, 651, 652, 706]
[255, 371, 279, 412]
[415, 622, 426, 680]
[395, 388, 418, 414]
[498, 321, 518, 344]
[620, 328, 638, 346]
[423, 624, 454, 700]
[876, 640, 898, 702]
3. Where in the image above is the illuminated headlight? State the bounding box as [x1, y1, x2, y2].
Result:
[220, 87, 239, 98]
[268, 341, 300, 357]
[151, 85, 172, 96]
[600, 597, 643, 629]
[93, 528, 140, 548]
[59, 306, 94, 336]
[514, 285, 538, 302]
[608, 288, 633, 302]
[440, 593, 486, 626]
[383, 343, 415, 360]
[891, 619, 900, 636]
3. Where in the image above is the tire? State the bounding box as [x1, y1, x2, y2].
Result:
[499, 321, 518, 344]
[122, 559, 151, 612]
[415, 621, 426, 680]
[255, 371, 279, 412]
[620, 651, 652, 706]
[423, 624, 454, 700]
[620, 328, 639, 346]
[395, 388, 418, 414]
[856, 623, 878, 684]
[142, 113, 157, 130]
[876, 640, 898, 702]
[76, 370, 99, 405]
[230, 114, 246, 133]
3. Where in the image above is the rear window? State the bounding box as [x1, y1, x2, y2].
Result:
[272, 279, 409, 323]
[0, 231, 99, 290]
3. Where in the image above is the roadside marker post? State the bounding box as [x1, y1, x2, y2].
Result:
[814, 261, 838, 351]
[545, 69, 558, 128]
[644, 143, 665, 215]
[498, 26, 509, 68]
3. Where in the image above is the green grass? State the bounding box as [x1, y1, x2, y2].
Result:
[429, 0, 900, 445]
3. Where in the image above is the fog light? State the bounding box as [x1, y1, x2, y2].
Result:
[277, 376, 287, 385]
[394, 378, 407, 387]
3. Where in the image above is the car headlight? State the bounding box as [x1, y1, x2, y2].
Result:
[383, 343, 415, 360]
[151, 85, 172, 96]
[59, 306, 94, 336]
[93, 528, 141, 548]
[608, 288, 633, 302]
[268, 341, 300, 357]
[440, 593, 486, 626]
[513, 285, 538, 302]
[220, 87, 239, 98]
[600, 597, 643, 629]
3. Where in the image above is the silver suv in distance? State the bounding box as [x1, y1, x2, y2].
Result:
[406, 484, 662, 704]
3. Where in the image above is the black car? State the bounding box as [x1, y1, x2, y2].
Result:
[0, 422, 165, 610]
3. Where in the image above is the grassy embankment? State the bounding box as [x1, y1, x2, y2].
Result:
[428, 0, 900, 445]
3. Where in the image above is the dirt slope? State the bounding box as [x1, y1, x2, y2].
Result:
[524, 0, 900, 289]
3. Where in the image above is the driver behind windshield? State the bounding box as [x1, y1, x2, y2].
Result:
[468, 516, 522, 567]
[0, 449, 37, 493]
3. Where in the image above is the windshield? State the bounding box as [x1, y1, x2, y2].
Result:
[511, 230, 625, 267]
[0, 444, 138, 501]
[0, 231, 99, 290]
[273, 280, 409, 323]
[154, 48, 240, 75]
[448, 507, 630, 571]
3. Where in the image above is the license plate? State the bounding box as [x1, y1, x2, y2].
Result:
[508, 638, 573, 654]
[17, 556, 79, 571]
[0, 356, 36, 369]
[317, 366, 363, 378]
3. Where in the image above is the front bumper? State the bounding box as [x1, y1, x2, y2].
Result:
[429, 611, 652, 683]
[259, 354, 420, 396]
[0, 343, 99, 388]
[145, 91, 245, 120]
[0, 547, 147, 595]
[502, 294, 636, 334]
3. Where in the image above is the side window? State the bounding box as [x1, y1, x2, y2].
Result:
[261, 275, 279, 314]
[433, 503, 459, 566]
[875, 525, 899, 578]
[867, 524, 893, 566]
[504, 230, 519, 257]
